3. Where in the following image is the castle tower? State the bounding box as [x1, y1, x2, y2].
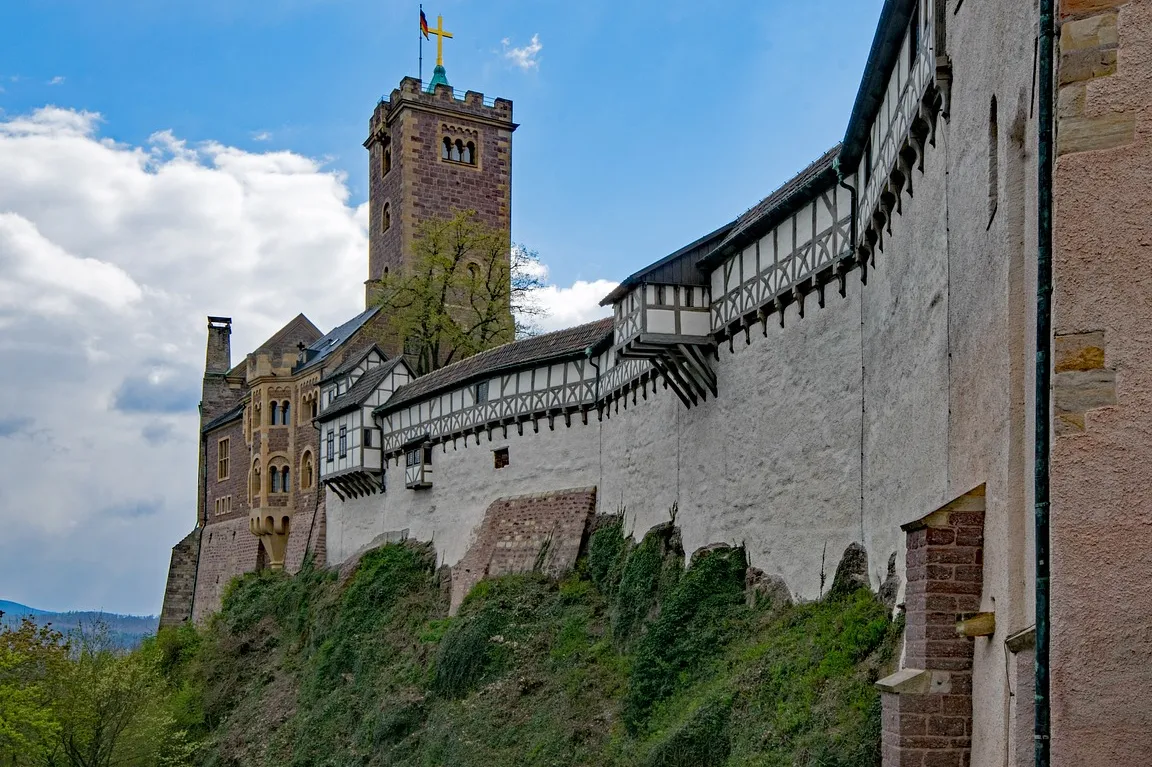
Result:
[363, 76, 518, 309]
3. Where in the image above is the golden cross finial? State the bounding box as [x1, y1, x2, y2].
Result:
[428, 14, 453, 68]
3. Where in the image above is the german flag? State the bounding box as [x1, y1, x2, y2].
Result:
[420, 10, 430, 39]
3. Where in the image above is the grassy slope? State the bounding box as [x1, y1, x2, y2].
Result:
[162, 519, 900, 767]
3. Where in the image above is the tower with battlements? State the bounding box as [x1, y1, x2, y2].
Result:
[363, 76, 517, 311]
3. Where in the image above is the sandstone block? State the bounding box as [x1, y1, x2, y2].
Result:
[1058, 112, 1136, 155]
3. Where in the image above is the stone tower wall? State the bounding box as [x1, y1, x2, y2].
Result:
[365, 78, 515, 305]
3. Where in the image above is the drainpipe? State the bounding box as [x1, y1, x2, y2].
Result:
[1035, 0, 1055, 763]
[585, 346, 601, 403]
[835, 159, 859, 256]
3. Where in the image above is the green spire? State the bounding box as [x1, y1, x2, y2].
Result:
[426, 65, 449, 93]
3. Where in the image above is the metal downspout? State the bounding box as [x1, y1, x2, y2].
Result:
[1035, 0, 1055, 763]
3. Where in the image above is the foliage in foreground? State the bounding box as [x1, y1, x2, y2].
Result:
[162, 518, 899, 767]
[0, 616, 195, 767]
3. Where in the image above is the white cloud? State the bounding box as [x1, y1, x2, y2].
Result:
[0, 107, 368, 614]
[516, 253, 615, 332]
[251, 130, 272, 142]
[48, 76, 65, 86]
[502, 34, 543, 71]
[0, 106, 613, 615]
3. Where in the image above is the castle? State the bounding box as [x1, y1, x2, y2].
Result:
[160, 2, 1152, 766]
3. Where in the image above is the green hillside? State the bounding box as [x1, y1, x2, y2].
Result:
[156, 517, 900, 766]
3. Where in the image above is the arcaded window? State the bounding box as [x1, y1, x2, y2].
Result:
[271, 467, 281, 494]
[282, 401, 291, 426]
[269, 401, 279, 426]
[443, 136, 477, 166]
[281, 466, 290, 492]
[252, 462, 261, 501]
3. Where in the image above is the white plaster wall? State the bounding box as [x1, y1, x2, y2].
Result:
[326, 420, 602, 569]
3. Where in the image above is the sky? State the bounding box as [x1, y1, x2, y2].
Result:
[0, 0, 884, 615]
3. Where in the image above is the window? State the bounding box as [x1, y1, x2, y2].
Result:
[282, 401, 291, 426]
[381, 137, 392, 176]
[270, 401, 279, 426]
[382, 201, 391, 233]
[406, 448, 420, 467]
[494, 447, 509, 470]
[685, 288, 694, 308]
[214, 496, 232, 516]
[364, 428, 373, 448]
[217, 438, 230, 481]
[339, 426, 347, 458]
[251, 462, 261, 501]
[988, 96, 999, 226]
[311, 401, 318, 418]
[301, 452, 314, 489]
[655, 285, 666, 305]
[271, 468, 281, 494]
[442, 137, 477, 166]
[424, 445, 433, 465]
[475, 380, 489, 404]
[281, 466, 290, 492]
[326, 430, 335, 462]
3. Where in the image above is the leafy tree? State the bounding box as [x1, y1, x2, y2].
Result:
[0, 616, 67, 767]
[45, 623, 195, 767]
[369, 210, 546, 375]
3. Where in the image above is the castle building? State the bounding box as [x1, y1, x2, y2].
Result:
[162, 2, 1152, 765]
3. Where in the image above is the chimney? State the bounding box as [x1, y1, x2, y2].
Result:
[205, 316, 232, 374]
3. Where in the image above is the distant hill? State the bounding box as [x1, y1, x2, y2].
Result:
[0, 599, 158, 649]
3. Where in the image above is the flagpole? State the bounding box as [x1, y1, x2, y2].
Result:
[418, 4, 423, 86]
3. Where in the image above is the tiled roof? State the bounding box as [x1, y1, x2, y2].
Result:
[699, 146, 841, 270]
[320, 344, 385, 384]
[202, 401, 245, 434]
[379, 319, 614, 414]
[295, 306, 381, 374]
[317, 358, 408, 422]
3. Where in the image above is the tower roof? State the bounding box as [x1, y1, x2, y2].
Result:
[426, 64, 450, 93]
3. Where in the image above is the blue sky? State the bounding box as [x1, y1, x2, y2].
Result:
[1, 0, 882, 286]
[0, 0, 886, 614]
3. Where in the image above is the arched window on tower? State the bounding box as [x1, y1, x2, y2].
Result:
[282, 401, 291, 426]
[451, 139, 463, 162]
[271, 467, 281, 494]
[382, 202, 391, 233]
[269, 401, 279, 426]
[442, 137, 451, 160]
[252, 462, 261, 502]
[461, 142, 473, 164]
[301, 452, 314, 489]
[382, 138, 392, 176]
[281, 466, 290, 493]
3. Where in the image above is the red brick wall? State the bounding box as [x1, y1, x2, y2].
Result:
[881, 487, 985, 767]
[205, 420, 249, 526]
[191, 515, 263, 623]
[451, 487, 597, 613]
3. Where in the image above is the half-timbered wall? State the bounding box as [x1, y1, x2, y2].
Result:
[709, 176, 856, 332]
[379, 352, 651, 454]
[614, 284, 710, 347]
[319, 366, 411, 476]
